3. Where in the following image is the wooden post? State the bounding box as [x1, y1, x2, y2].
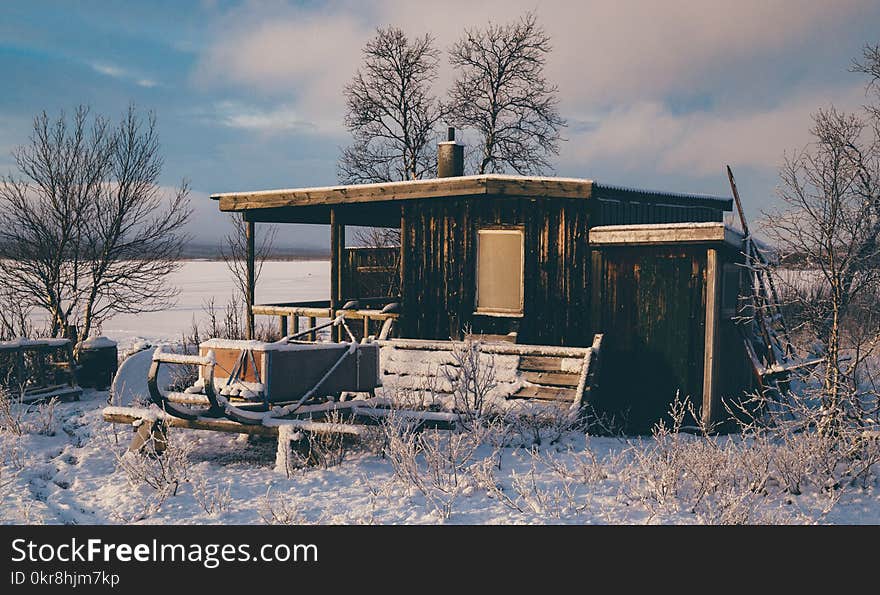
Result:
[702, 248, 722, 427]
[308, 316, 317, 341]
[338, 224, 346, 342]
[399, 204, 406, 298]
[329, 208, 345, 342]
[290, 315, 298, 337]
[279, 315, 288, 337]
[330, 208, 339, 342]
[245, 218, 256, 340]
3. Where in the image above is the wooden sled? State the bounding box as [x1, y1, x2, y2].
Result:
[148, 318, 382, 425]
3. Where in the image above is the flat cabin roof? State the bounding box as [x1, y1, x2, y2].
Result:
[211, 174, 732, 225]
[589, 222, 745, 248]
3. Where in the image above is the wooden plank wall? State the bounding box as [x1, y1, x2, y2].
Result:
[399, 196, 592, 346]
[715, 246, 761, 428]
[590, 246, 708, 432]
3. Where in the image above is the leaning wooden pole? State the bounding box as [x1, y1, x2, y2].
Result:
[245, 217, 256, 340]
[726, 165, 793, 357]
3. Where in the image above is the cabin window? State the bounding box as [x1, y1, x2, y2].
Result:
[476, 228, 524, 315]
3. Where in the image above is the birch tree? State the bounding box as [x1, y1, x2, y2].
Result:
[446, 12, 565, 175]
[0, 105, 191, 342]
[339, 26, 444, 184]
[763, 44, 880, 426]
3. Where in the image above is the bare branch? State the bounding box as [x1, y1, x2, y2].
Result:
[446, 12, 566, 175]
[339, 27, 443, 183]
[0, 105, 192, 342]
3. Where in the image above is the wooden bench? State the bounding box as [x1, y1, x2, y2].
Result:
[377, 334, 604, 414]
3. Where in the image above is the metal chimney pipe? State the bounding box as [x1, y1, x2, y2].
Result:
[437, 127, 464, 177]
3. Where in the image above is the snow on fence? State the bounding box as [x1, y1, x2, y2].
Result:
[376, 335, 603, 412]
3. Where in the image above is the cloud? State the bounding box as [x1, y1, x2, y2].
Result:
[190, 0, 880, 183]
[90, 62, 127, 78]
[194, 7, 369, 124]
[562, 83, 869, 177]
[205, 101, 316, 133]
[196, 1, 877, 106]
[88, 60, 160, 88]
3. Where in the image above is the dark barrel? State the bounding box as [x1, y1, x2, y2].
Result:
[77, 336, 118, 390]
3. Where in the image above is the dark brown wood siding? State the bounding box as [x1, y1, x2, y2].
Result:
[590, 245, 708, 432]
[399, 196, 592, 346]
[715, 245, 761, 427]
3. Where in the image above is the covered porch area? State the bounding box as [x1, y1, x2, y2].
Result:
[231, 199, 401, 342]
[211, 175, 596, 344]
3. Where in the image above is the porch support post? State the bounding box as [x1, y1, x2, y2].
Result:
[245, 217, 256, 340]
[399, 205, 406, 296]
[330, 208, 345, 342]
[702, 248, 721, 427]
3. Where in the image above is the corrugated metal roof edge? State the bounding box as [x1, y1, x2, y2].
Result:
[592, 182, 733, 209]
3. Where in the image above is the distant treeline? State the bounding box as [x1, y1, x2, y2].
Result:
[0, 241, 330, 261]
[182, 242, 330, 260]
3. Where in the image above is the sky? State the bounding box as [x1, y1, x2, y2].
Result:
[1, 0, 879, 250]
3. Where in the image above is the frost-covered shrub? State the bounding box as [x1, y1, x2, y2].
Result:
[192, 477, 232, 516]
[383, 417, 484, 520]
[114, 425, 192, 499]
[445, 339, 497, 428]
[0, 389, 23, 436]
[29, 397, 59, 436]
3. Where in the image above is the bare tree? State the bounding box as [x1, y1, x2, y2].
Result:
[219, 215, 277, 307]
[762, 51, 880, 425]
[0, 105, 191, 342]
[339, 26, 444, 184]
[852, 43, 880, 121]
[350, 227, 399, 249]
[79, 107, 191, 341]
[447, 12, 565, 175]
[0, 107, 108, 337]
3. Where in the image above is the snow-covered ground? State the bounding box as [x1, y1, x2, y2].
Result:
[2, 260, 879, 525]
[2, 389, 879, 525]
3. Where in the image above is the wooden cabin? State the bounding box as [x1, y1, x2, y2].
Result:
[211, 137, 759, 432]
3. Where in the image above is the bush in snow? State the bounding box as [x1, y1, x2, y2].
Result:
[383, 414, 486, 520]
[192, 477, 233, 516]
[113, 424, 193, 499]
[258, 487, 326, 525]
[0, 388, 23, 436]
[29, 397, 60, 436]
[504, 405, 575, 448]
[444, 338, 497, 429]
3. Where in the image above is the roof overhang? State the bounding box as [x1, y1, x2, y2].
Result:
[212, 174, 593, 212]
[589, 222, 745, 248]
[210, 174, 733, 225]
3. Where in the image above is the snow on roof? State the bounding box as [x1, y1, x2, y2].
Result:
[0, 337, 71, 350]
[589, 222, 745, 247]
[591, 222, 730, 231]
[81, 336, 117, 349]
[210, 173, 594, 201]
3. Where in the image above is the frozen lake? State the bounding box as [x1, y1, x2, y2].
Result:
[95, 260, 329, 347]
